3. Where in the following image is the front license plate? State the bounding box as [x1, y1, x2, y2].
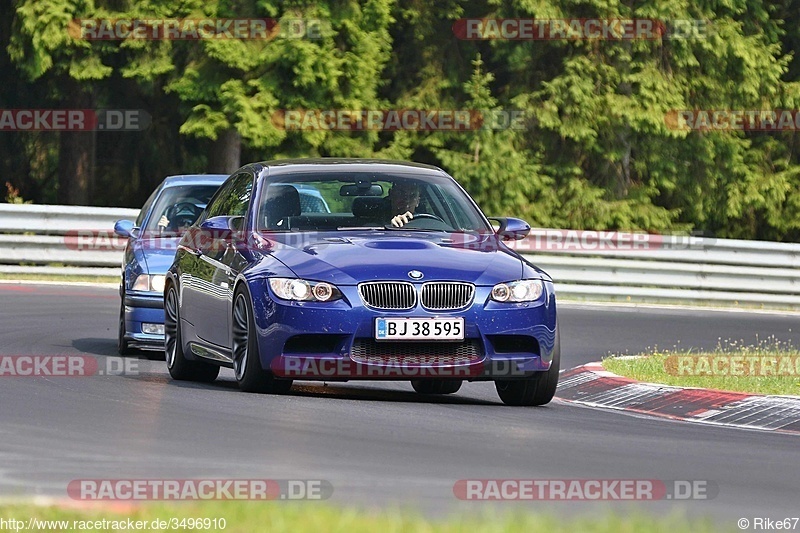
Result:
[375, 317, 464, 341]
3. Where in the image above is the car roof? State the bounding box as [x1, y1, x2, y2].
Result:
[160, 174, 229, 188]
[255, 158, 447, 178]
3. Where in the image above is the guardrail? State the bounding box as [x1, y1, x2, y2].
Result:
[0, 203, 138, 279]
[0, 204, 798, 309]
[519, 230, 800, 308]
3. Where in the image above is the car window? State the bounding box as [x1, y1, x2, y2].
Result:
[205, 172, 253, 220]
[256, 173, 490, 232]
[136, 187, 159, 227]
[144, 184, 222, 235]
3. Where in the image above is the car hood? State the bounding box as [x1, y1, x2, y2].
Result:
[252, 231, 537, 286]
[134, 236, 181, 275]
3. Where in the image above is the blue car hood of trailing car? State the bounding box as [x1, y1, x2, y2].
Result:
[134, 236, 181, 275]
[252, 231, 541, 286]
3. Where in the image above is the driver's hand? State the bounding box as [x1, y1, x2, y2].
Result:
[391, 211, 414, 228]
[158, 215, 169, 228]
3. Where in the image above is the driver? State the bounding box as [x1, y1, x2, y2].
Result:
[158, 201, 200, 233]
[387, 182, 420, 228]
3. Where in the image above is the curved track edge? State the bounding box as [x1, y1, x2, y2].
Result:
[558, 363, 800, 435]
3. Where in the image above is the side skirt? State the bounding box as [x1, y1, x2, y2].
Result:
[189, 342, 234, 368]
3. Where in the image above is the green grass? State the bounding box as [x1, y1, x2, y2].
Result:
[603, 337, 800, 396]
[0, 502, 720, 532]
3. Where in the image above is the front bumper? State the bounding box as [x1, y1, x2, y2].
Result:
[123, 292, 165, 351]
[251, 280, 557, 381]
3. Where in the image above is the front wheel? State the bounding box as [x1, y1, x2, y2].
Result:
[164, 284, 219, 383]
[231, 286, 293, 394]
[495, 327, 560, 406]
[411, 379, 462, 395]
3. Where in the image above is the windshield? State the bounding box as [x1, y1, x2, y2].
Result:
[144, 184, 221, 236]
[256, 172, 491, 233]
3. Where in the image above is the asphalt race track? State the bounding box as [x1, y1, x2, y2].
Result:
[0, 283, 798, 525]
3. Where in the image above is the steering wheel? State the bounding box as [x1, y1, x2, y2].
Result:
[168, 202, 201, 220]
[397, 213, 452, 231]
[411, 213, 446, 223]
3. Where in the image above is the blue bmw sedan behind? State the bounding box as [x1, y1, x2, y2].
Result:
[164, 159, 559, 405]
[114, 174, 227, 354]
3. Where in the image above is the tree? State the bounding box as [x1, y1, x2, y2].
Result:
[118, 0, 395, 170]
[504, 0, 796, 235]
[9, 0, 114, 204]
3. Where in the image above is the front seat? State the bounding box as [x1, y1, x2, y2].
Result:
[263, 185, 301, 229]
[352, 196, 386, 219]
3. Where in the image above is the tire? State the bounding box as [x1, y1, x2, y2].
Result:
[117, 300, 135, 356]
[495, 326, 560, 406]
[164, 284, 219, 383]
[231, 286, 293, 394]
[411, 379, 462, 395]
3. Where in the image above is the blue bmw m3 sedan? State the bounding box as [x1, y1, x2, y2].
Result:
[164, 159, 559, 405]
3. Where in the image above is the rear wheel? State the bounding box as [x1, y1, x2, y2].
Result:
[231, 286, 293, 394]
[164, 284, 219, 382]
[117, 300, 134, 356]
[495, 326, 560, 406]
[410, 379, 462, 395]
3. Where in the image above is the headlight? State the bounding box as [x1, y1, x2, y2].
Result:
[491, 280, 543, 302]
[150, 275, 166, 293]
[269, 278, 341, 302]
[132, 274, 166, 293]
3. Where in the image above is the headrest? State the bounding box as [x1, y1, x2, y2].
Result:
[352, 196, 385, 218]
[263, 185, 301, 229]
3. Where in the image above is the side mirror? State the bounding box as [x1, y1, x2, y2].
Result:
[200, 216, 235, 231]
[489, 217, 530, 240]
[229, 216, 245, 231]
[199, 216, 245, 242]
[114, 220, 137, 238]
